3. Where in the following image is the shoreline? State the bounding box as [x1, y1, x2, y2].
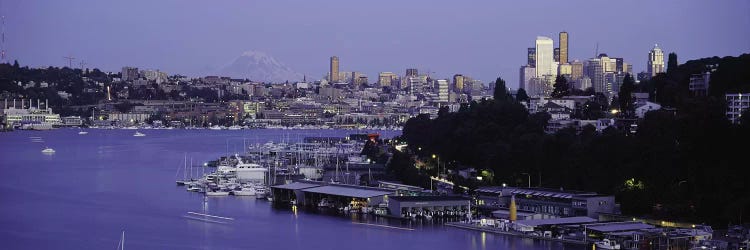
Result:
[444, 222, 589, 245]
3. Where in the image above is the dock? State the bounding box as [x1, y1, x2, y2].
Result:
[444, 222, 588, 245]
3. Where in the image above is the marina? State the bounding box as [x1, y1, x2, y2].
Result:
[1, 129, 578, 249]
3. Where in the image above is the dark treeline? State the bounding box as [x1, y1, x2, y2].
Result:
[395, 54, 750, 226]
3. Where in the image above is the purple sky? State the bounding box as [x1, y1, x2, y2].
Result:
[3, 0, 749, 88]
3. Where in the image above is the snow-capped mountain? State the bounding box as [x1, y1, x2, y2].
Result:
[219, 51, 302, 83]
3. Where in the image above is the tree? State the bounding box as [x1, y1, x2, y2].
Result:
[667, 52, 678, 73]
[516, 88, 530, 102]
[492, 77, 511, 102]
[13, 60, 20, 69]
[619, 74, 636, 116]
[551, 75, 570, 98]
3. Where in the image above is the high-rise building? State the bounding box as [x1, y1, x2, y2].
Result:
[647, 44, 665, 77]
[559, 31, 569, 64]
[527, 48, 536, 67]
[726, 93, 749, 124]
[435, 79, 449, 103]
[614, 58, 625, 73]
[585, 58, 605, 94]
[453, 74, 465, 93]
[554, 48, 560, 62]
[519, 66, 536, 90]
[535, 37, 557, 77]
[329, 56, 340, 82]
[378, 72, 397, 87]
[570, 60, 584, 81]
[121, 67, 139, 82]
[406, 68, 418, 77]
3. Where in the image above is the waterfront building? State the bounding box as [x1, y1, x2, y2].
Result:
[2, 99, 62, 129]
[388, 196, 471, 218]
[647, 44, 665, 77]
[329, 56, 340, 82]
[726, 93, 750, 124]
[475, 186, 617, 218]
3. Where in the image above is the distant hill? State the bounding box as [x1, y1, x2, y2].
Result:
[218, 51, 302, 83]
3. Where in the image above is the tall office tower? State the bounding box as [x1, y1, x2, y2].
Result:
[121, 67, 139, 82]
[554, 48, 560, 62]
[350, 72, 361, 89]
[519, 66, 536, 90]
[406, 68, 418, 77]
[647, 44, 665, 77]
[329, 56, 340, 82]
[570, 60, 584, 81]
[535, 36, 557, 78]
[614, 58, 625, 73]
[453, 74, 465, 93]
[585, 58, 605, 93]
[559, 31, 569, 64]
[527, 48, 536, 67]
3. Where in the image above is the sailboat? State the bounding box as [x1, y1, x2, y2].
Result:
[176, 154, 189, 186]
[116, 230, 125, 250]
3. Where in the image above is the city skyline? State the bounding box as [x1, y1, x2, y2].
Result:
[2, 0, 749, 88]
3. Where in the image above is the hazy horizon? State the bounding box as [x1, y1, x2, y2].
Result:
[3, 0, 749, 88]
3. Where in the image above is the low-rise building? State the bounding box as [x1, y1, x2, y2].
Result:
[475, 186, 617, 218]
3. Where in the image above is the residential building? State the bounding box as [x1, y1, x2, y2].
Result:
[635, 101, 662, 118]
[689, 72, 711, 96]
[121, 67, 139, 82]
[378, 72, 398, 88]
[726, 93, 750, 124]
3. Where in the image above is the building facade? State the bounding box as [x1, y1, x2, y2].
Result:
[647, 44, 665, 77]
[329, 56, 340, 82]
[726, 93, 750, 124]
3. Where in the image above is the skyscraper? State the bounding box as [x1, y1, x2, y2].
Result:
[647, 44, 665, 77]
[329, 56, 340, 82]
[406, 68, 418, 77]
[554, 48, 560, 62]
[535, 36, 557, 77]
[453, 74, 464, 93]
[527, 48, 536, 67]
[585, 58, 605, 93]
[559, 31, 569, 64]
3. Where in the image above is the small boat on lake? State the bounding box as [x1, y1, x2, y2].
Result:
[41, 147, 56, 154]
[133, 131, 146, 137]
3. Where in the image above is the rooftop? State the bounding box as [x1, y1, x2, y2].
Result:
[303, 185, 393, 198]
[389, 196, 470, 202]
[586, 222, 655, 233]
[514, 216, 597, 227]
[271, 182, 321, 190]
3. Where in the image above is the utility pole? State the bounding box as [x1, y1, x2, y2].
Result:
[63, 55, 76, 68]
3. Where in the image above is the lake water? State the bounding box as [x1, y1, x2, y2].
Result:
[0, 129, 582, 250]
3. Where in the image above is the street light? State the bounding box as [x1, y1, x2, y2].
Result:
[432, 154, 439, 177]
[521, 173, 531, 188]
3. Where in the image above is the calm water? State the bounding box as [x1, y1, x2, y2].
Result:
[0, 129, 582, 250]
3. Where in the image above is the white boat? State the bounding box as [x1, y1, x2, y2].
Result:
[206, 190, 230, 196]
[231, 187, 257, 196]
[78, 131, 88, 135]
[595, 239, 621, 249]
[133, 131, 146, 137]
[41, 147, 56, 154]
[228, 125, 242, 130]
[318, 198, 333, 208]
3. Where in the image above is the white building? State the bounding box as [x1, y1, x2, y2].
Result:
[647, 44, 665, 77]
[535, 36, 557, 77]
[434, 79, 449, 103]
[635, 101, 662, 118]
[519, 66, 535, 90]
[726, 93, 750, 124]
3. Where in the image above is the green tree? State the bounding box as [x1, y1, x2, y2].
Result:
[516, 88, 530, 102]
[551, 75, 569, 98]
[492, 77, 511, 102]
[619, 74, 636, 116]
